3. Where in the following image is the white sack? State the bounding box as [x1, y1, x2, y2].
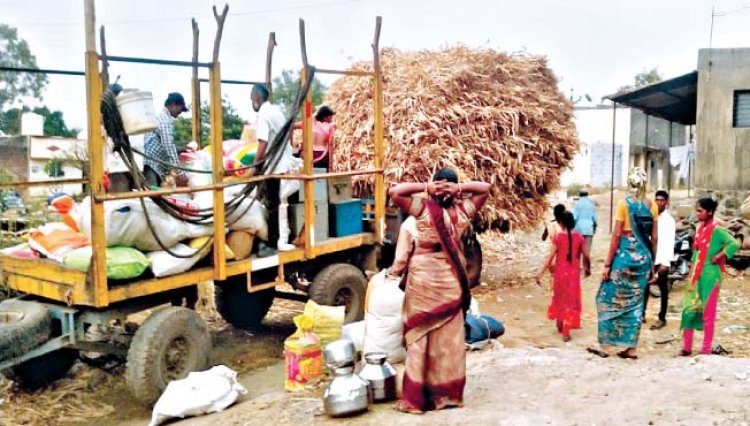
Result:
[341, 320, 365, 352]
[363, 269, 406, 364]
[77, 197, 213, 252]
[149, 365, 247, 426]
[147, 243, 205, 278]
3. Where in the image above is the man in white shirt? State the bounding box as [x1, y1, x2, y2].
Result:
[251, 84, 301, 255]
[644, 190, 675, 330]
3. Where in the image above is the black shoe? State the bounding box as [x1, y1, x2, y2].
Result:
[257, 242, 277, 258]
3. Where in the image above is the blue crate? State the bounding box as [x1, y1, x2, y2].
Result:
[329, 199, 363, 237]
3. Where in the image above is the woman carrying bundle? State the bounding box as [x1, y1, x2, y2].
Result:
[388, 168, 489, 414]
[536, 211, 591, 342]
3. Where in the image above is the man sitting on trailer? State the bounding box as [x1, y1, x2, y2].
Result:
[251, 84, 301, 255]
[143, 92, 189, 187]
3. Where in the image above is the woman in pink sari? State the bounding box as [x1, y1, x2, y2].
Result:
[388, 168, 490, 414]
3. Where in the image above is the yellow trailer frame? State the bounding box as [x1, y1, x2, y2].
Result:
[0, 4, 385, 310]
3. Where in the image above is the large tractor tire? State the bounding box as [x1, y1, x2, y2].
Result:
[125, 307, 211, 405]
[309, 263, 367, 324]
[214, 271, 276, 329]
[0, 299, 53, 362]
[5, 349, 79, 390]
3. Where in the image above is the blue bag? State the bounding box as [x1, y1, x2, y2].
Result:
[464, 314, 505, 344]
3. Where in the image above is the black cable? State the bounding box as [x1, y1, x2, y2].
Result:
[97, 66, 315, 257]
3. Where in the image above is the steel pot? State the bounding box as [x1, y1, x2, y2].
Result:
[358, 352, 397, 402]
[323, 368, 372, 417]
[323, 339, 357, 369]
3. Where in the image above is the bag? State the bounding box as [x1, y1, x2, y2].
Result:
[148, 365, 247, 426]
[302, 300, 345, 346]
[64, 246, 150, 280]
[363, 270, 406, 364]
[464, 314, 505, 344]
[29, 223, 90, 262]
[147, 244, 205, 278]
[284, 315, 323, 391]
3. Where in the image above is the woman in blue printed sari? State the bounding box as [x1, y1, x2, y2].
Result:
[587, 167, 658, 359]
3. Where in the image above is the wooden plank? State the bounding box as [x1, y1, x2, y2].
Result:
[0, 256, 86, 287]
[311, 233, 374, 257]
[5, 275, 92, 306]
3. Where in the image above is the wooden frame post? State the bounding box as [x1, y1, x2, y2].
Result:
[372, 16, 385, 244]
[84, 0, 108, 307]
[299, 19, 316, 259]
[210, 4, 228, 281]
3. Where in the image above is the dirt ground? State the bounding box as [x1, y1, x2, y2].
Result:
[3, 191, 750, 426]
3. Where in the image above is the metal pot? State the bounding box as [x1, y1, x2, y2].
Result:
[358, 352, 397, 402]
[323, 367, 372, 417]
[323, 339, 357, 369]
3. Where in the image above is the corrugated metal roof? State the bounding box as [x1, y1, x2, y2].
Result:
[605, 71, 698, 125]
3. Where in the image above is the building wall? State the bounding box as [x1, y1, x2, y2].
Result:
[590, 143, 623, 187]
[629, 109, 689, 191]
[696, 48, 750, 190]
[560, 106, 630, 188]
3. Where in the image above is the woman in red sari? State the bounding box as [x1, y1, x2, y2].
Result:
[388, 168, 490, 414]
[535, 211, 591, 341]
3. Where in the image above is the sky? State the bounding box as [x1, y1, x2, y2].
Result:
[3, 0, 750, 138]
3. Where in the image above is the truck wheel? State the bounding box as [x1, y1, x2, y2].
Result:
[215, 272, 276, 329]
[125, 307, 210, 405]
[310, 263, 366, 324]
[4, 349, 78, 390]
[465, 235, 483, 289]
[0, 299, 52, 362]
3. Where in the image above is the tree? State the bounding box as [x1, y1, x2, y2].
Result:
[0, 24, 47, 113]
[0, 106, 80, 137]
[173, 97, 244, 150]
[617, 68, 663, 93]
[271, 69, 327, 117]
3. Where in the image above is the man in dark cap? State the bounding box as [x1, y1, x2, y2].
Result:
[143, 92, 189, 186]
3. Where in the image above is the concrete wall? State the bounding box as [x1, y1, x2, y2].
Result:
[630, 109, 687, 150]
[590, 142, 623, 187]
[696, 48, 750, 190]
[560, 106, 630, 187]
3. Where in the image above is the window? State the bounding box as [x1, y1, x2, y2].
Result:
[733, 90, 750, 128]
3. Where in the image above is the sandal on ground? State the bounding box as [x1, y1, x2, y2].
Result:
[616, 349, 638, 360]
[562, 334, 571, 342]
[678, 349, 692, 357]
[586, 347, 609, 358]
[650, 320, 666, 330]
[712, 345, 731, 356]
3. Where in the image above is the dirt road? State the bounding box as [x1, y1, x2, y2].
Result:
[3, 192, 750, 425]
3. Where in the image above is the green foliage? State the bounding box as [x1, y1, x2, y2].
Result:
[617, 68, 663, 93]
[44, 158, 64, 177]
[0, 24, 47, 113]
[0, 106, 80, 137]
[566, 183, 583, 197]
[0, 168, 17, 183]
[173, 97, 244, 150]
[271, 69, 327, 118]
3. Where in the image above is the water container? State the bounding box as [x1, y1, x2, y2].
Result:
[115, 90, 158, 135]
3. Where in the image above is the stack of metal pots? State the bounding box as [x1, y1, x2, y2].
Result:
[322, 339, 372, 417]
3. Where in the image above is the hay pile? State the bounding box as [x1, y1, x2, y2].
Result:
[326, 46, 579, 231]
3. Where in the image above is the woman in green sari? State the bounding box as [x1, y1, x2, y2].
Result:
[680, 197, 740, 356]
